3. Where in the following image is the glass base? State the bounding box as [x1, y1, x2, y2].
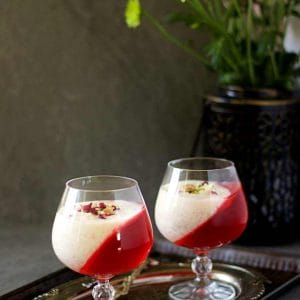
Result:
[92, 281, 115, 300]
[168, 279, 236, 300]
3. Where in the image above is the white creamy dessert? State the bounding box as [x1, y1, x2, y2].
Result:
[155, 180, 230, 242]
[52, 200, 141, 272]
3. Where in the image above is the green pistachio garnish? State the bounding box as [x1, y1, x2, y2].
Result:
[182, 181, 210, 194]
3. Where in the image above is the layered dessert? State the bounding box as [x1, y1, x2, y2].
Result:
[155, 180, 248, 250]
[52, 200, 153, 278]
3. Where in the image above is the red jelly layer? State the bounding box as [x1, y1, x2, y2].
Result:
[80, 207, 153, 278]
[175, 183, 248, 250]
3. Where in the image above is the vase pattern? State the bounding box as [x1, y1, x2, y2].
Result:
[203, 99, 300, 244]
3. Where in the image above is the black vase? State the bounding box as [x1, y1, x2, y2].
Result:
[202, 87, 300, 245]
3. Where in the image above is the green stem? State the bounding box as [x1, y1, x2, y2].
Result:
[223, 53, 240, 73]
[188, 0, 225, 35]
[143, 9, 211, 68]
[230, 0, 248, 67]
[231, 0, 241, 17]
[213, 0, 222, 20]
[269, 48, 279, 80]
[246, 0, 256, 86]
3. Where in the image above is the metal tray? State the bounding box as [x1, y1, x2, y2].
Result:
[2, 256, 299, 300]
[30, 259, 266, 300]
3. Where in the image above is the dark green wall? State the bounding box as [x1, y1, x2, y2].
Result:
[0, 0, 215, 225]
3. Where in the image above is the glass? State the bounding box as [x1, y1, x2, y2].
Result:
[155, 157, 248, 300]
[52, 175, 153, 300]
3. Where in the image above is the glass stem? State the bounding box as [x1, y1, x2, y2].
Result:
[191, 254, 212, 288]
[92, 279, 115, 300]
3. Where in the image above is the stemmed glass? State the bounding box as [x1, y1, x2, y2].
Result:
[155, 157, 248, 300]
[52, 175, 153, 300]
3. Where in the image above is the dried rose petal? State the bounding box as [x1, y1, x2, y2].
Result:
[99, 214, 106, 219]
[82, 203, 92, 212]
[99, 202, 106, 209]
[90, 207, 98, 215]
[211, 191, 218, 195]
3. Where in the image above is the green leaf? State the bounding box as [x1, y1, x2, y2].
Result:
[207, 38, 225, 64]
[124, 0, 300, 89]
[187, 0, 225, 34]
[256, 31, 276, 58]
[219, 72, 242, 85]
[291, 10, 300, 18]
[165, 12, 200, 29]
[125, 0, 142, 28]
[293, 68, 300, 79]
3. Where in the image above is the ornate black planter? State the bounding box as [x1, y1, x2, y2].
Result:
[203, 87, 300, 245]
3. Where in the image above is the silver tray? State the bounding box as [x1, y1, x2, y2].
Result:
[33, 259, 266, 300]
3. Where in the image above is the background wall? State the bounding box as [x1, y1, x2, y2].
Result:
[0, 0, 214, 294]
[0, 0, 214, 225]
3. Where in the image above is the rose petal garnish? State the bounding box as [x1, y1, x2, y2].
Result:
[99, 202, 106, 209]
[79, 202, 119, 218]
[81, 203, 92, 212]
[90, 207, 98, 215]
